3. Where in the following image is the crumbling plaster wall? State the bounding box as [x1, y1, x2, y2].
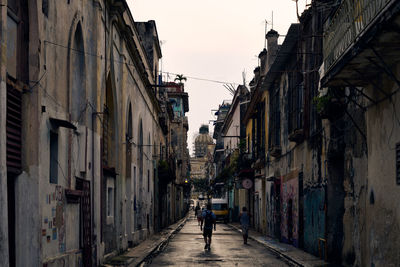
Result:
[364, 68, 400, 266]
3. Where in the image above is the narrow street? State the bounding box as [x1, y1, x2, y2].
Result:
[145, 213, 289, 266]
[2, 1, 400, 266]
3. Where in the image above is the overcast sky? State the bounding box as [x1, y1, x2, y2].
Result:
[128, 0, 308, 155]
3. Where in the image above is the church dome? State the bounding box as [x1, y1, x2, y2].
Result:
[195, 125, 214, 157]
[195, 132, 213, 144]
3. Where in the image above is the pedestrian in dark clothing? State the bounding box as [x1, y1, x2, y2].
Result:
[195, 204, 201, 225]
[200, 203, 216, 250]
[239, 207, 250, 244]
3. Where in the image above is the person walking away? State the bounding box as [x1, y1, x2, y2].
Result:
[195, 204, 201, 225]
[200, 203, 216, 250]
[239, 207, 250, 244]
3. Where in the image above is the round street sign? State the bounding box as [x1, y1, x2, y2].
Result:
[242, 179, 253, 189]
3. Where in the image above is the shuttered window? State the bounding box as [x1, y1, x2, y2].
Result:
[6, 85, 22, 174]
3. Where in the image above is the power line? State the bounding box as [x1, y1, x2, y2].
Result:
[44, 39, 241, 86]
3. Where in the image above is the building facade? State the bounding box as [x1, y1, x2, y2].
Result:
[213, 1, 400, 266]
[0, 1, 188, 266]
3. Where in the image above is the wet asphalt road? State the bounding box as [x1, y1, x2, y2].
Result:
[147, 213, 290, 266]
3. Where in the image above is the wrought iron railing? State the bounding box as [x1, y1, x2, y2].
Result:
[323, 0, 393, 73]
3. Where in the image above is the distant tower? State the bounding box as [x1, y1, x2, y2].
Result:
[195, 125, 213, 158]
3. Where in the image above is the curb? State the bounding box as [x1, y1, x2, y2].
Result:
[136, 214, 189, 267]
[228, 224, 303, 267]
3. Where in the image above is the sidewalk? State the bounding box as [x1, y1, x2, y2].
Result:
[102, 214, 189, 267]
[228, 223, 335, 267]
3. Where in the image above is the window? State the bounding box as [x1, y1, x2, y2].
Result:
[6, 15, 18, 78]
[256, 101, 266, 159]
[42, 0, 49, 16]
[269, 86, 281, 148]
[212, 204, 228, 210]
[147, 170, 150, 192]
[106, 179, 115, 225]
[50, 131, 59, 184]
[71, 24, 86, 122]
[133, 166, 136, 195]
[106, 177, 115, 224]
[107, 187, 113, 217]
[288, 71, 303, 134]
[6, 0, 29, 82]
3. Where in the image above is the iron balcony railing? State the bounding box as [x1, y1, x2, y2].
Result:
[323, 0, 393, 73]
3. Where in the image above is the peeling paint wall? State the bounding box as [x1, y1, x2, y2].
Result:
[364, 66, 400, 266]
[303, 186, 325, 256]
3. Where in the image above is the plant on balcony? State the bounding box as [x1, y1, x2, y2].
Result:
[239, 138, 247, 153]
[313, 94, 332, 114]
[313, 89, 345, 120]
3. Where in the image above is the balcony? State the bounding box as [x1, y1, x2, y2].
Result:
[322, 0, 400, 87]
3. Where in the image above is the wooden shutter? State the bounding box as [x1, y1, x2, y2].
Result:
[6, 84, 22, 174]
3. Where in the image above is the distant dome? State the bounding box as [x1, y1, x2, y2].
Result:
[195, 125, 213, 158]
[195, 133, 213, 144]
[199, 125, 209, 134]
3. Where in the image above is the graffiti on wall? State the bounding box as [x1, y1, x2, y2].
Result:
[304, 186, 325, 256]
[42, 185, 66, 253]
[266, 182, 274, 237]
[281, 172, 299, 247]
[265, 180, 282, 239]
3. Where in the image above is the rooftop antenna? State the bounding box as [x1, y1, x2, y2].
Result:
[272, 11, 274, 29]
[264, 19, 268, 49]
[264, 11, 274, 48]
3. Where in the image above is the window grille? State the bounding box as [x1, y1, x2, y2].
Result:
[269, 87, 281, 148]
[288, 72, 303, 134]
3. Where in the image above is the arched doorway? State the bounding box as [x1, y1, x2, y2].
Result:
[102, 74, 117, 254]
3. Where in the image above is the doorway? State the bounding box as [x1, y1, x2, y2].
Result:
[7, 174, 16, 267]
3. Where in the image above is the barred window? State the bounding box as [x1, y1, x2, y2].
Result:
[269, 86, 281, 148]
[288, 71, 303, 134]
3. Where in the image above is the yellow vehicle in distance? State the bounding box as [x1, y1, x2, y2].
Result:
[211, 198, 228, 223]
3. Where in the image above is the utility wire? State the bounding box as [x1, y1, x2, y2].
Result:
[44, 38, 326, 85]
[44, 39, 241, 86]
